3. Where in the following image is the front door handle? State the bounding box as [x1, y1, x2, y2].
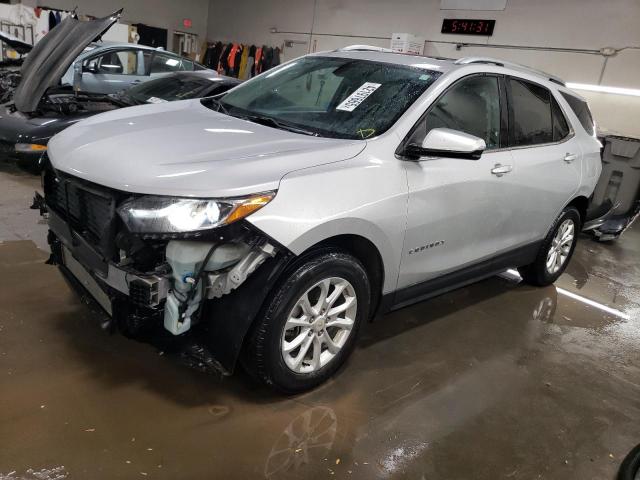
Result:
[564, 153, 578, 163]
[491, 163, 513, 177]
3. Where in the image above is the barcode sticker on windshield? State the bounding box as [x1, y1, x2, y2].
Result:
[336, 82, 382, 112]
[146, 97, 168, 104]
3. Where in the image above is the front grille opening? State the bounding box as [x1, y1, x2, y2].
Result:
[43, 162, 120, 260]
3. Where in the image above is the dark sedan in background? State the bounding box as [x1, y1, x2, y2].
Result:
[0, 70, 240, 172]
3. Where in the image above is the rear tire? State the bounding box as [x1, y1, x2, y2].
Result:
[519, 206, 581, 286]
[243, 251, 370, 394]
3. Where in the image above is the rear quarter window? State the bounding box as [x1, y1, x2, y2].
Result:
[560, 92, 595, 136]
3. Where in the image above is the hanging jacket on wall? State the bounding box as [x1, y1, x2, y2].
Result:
[218, 43, 233, 74]
[238, 46, 250, 80]
[48, 11, 56, 30]
[205, 41, 223, 69]
[273, 47, 281, 68]
[227, 43, 241, 77]
[234, 44, 243, 77]
[262, 47, 274, 72]
[248, 45, 257, 77]
[254, 46, 263, 75]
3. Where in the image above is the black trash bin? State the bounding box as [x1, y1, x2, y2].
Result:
[590, 135, 640, 241]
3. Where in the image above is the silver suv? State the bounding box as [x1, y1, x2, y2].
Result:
[38, 46, 602, 392]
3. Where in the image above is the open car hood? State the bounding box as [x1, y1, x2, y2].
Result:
[0, 31, 33, 55]
[13, 10, 122, 113]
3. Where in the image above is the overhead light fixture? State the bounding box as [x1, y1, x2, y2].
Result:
[566, 82, 640, 98]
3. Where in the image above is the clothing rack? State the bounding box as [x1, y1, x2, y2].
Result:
[203, 41, 281, 79]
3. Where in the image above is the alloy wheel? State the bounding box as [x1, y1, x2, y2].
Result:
[546, 218, 575, 274]
[281, 277, 357, 374]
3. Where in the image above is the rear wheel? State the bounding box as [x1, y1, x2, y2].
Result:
[243, 251, 370, 393]
[519, 206, 581, 286]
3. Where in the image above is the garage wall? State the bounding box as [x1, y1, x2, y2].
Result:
[206, 0, 640, 138]
[21, 0, 210, 51]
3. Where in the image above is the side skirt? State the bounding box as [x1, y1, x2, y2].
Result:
[380, 241, 541, 313]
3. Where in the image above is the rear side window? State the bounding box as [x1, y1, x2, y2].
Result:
[509, 78, 553, 146]
[150, 53, 184, 74]
[560, 92, 595, 136]
[551, 95, 570, 141]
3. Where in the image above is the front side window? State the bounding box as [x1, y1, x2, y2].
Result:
[560, 92, 595, 136]
[85, 49, 139, 75]
[509, 78, 554, 146]
[409, 75, 501, 149]
[215, 56, 441, 139]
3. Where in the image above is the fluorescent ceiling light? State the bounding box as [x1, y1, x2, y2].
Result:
[566, 82, 640, 97]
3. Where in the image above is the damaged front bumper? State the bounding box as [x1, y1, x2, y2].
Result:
[36, 188, 292, 374]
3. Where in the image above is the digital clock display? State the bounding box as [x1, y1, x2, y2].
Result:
[441, 19, 496, 36]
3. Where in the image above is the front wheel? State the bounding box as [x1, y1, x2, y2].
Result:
[519, 206, 581, 286]
[243, 251, 370, 393]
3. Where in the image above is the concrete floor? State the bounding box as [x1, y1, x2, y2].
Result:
[1, 162, 639, 480]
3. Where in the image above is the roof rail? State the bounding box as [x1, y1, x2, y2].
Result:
[336, 45, 393, 53]
[455, 56, 566, 86]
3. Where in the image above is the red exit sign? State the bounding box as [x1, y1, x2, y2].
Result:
[183, 19, 193, 28]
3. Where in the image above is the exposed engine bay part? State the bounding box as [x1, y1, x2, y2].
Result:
[207, 242, 277, 299]
[163, 240, 278, 335]
[0, 70, 21, 104]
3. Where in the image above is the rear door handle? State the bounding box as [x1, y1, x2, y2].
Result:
[564, 153, 578, 163]
[491, 163, 513, 177]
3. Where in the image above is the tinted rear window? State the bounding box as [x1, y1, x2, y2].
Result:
[509, 78, 553, 146]
[560, 92, 595, 136]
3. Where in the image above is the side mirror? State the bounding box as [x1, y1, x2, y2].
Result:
[83, 63, 99, 74]
[404, 128, 486, 160]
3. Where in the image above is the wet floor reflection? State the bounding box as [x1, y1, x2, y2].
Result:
[1, 223, 639, 479]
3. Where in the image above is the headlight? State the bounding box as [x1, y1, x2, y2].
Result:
[15, 143, 47, 153]
[117, 192, 275, 234]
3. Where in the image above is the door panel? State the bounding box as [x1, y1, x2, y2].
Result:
[397, 74, 511, 290]
[399, 149, 514, 289]
[79, 48, 149, 94]
[500, 141, 581, 248]
[499, 77, 581, 249]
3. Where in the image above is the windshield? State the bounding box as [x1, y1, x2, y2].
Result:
[215, 56, 441, 139]
[125, 75, 215, 104]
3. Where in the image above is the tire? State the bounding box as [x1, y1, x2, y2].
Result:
[519, 206, 581, 286]
[243, 251, 370, 394]
[619, 444, 640, 480]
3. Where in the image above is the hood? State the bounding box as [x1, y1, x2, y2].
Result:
[14, 10, 122, 113]
[0, 31, 33, 55]
[48, 99, 366, 198]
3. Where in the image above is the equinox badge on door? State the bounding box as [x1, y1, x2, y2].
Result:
[409, 240, 445, 255]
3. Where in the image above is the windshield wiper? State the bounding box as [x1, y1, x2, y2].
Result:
[209, 97, 230, 115]
[241, 114, 320, 137]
